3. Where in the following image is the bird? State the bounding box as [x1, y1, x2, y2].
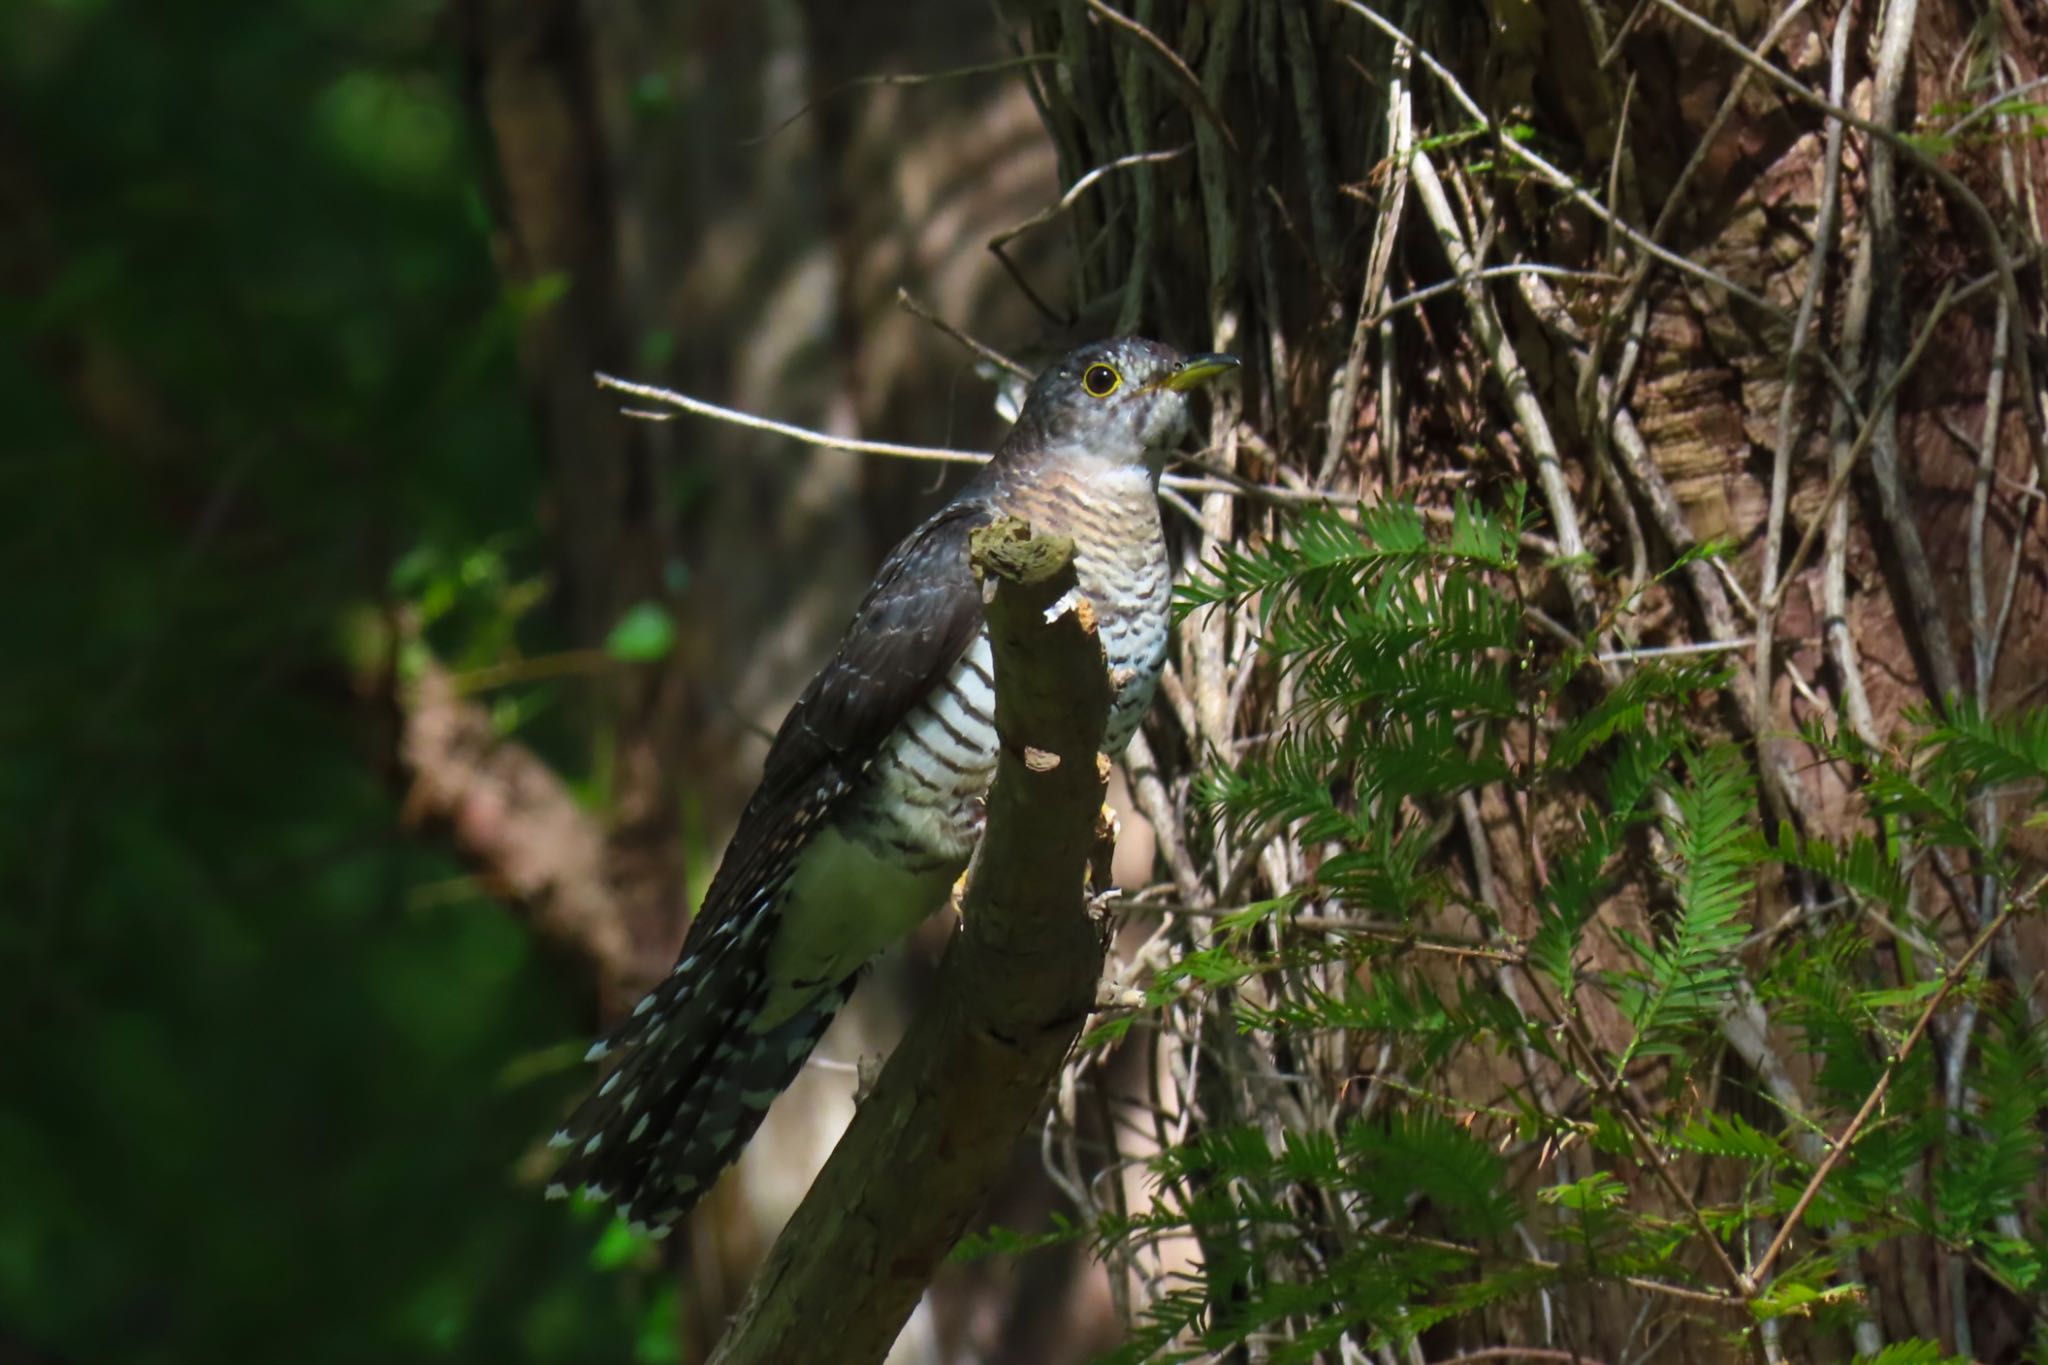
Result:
[545, 337, 1238, 1233]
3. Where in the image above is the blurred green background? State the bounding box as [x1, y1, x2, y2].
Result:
[3, 0, 678, 1359]
[2, 0, 1073, 1354]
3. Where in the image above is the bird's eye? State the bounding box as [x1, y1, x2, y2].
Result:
[1082, 363, 1122, 398]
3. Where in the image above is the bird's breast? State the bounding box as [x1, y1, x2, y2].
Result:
[844, 467, 1170, 869]
[1008, 465, 1172, 753]
[848, 633, 1001, 872]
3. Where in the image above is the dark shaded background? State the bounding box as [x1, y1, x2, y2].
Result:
[0, 0, 1065, 1359]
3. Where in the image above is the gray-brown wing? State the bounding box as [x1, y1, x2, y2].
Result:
[693, 490, 998, 940]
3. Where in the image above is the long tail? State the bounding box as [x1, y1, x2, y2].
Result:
[546, 918, 850, 1231]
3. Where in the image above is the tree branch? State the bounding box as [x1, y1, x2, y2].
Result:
[395, 647, 646, 1018]
[707, 518, 1116, 1365]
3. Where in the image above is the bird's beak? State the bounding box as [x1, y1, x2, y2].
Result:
[1160, 353, 1241, 392]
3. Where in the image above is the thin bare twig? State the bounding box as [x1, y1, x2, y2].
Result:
[1753, 0, 1850, 764]
[597, 371, 1321, 504]
[1325, 42, 1413, 488]
[894, 289, 1030, 379]
[1747, 877, 2045, 1292]
[595, 372, 988, 464]
[1813, 1, 1885, 756]
[1597, 637, 1757, 664]
[744, 53, 1059, 146]
[988, 145, 1193, 252]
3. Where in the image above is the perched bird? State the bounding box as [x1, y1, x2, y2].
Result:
[546, 337, 1238, 1231]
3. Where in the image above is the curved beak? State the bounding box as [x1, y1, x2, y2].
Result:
[1160, 352, 1240, 392]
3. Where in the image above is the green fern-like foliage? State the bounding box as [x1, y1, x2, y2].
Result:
[1002, 491, 2048, 1361]
[1613, 745, 1757, 1070]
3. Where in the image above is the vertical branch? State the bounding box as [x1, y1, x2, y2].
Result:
[1408, 146, 1599, 633]
[1753, 0, 1852, 771]
[1189, 0, 1248, 819]
[1324, 31, 1413, 490]
[1817, 6, 1883, 753]
[1863, 0, 1964, 707]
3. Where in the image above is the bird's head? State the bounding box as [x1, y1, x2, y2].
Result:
[999, 337, 1239, 474]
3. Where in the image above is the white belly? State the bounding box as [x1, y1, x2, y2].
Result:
[754, 825, 953, 1030]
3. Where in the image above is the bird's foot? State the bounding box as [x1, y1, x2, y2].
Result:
[1087, 885, 1123, 923]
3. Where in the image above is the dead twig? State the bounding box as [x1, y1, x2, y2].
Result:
[988, 145, 1193, 254]
[1747, 878, 2044, 1292]
[894, 289, 1030, 379]
[744, 53, 1059, 147]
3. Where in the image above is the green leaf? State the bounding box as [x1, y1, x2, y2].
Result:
[953, 1212, 1087, 1262]
[1775, 831, 1911, 912]
[1673, 1111, 1792, 1165]
[1614, 746, 1756, 1069]
[1753, 1274, 1861, 1321]
[1340, 1110, 1519, 1238]
[1544, 662, 1728, 772]
[1926, 697, 2048, 793]
[605, 602, 677, 662]
[1528, 812, 1622, 998]
[1539, 1171, 1627, 1214]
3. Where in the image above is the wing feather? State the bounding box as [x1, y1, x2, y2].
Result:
[691, 491, 997, 942]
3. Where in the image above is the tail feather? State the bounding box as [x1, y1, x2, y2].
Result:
[547, 910, 851, 1228]
[635, 991, 845, 1224]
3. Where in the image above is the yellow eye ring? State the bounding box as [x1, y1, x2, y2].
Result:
[1081, 363, 1122, 398]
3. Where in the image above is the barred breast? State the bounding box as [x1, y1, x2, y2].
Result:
[1017, 462, 1171, 756]
[850, 633, 1002, 874]
[849, 460, 1170, 873]
[763, 458, 1169, 1058]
